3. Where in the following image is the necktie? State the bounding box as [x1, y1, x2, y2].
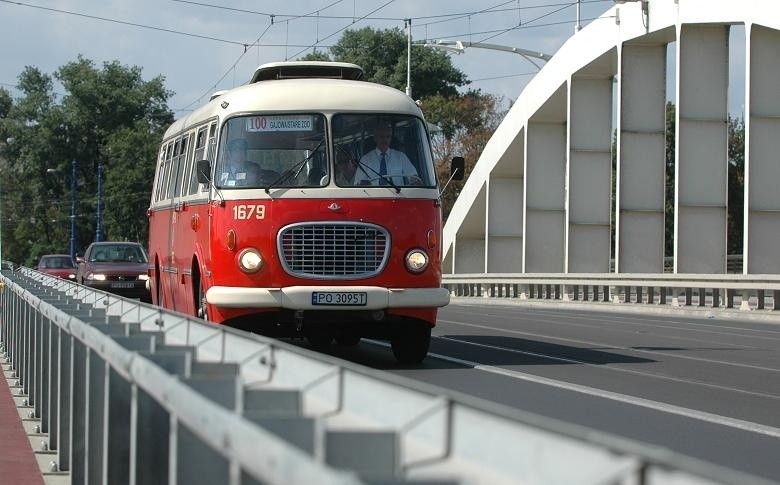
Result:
[379, 152, 387, 184]
[379, 152, 387, 175]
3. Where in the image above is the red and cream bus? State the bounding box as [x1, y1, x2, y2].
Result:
[148, 61, 456, 363]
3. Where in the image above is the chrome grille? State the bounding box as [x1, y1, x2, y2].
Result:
[278, 223, 390, 279]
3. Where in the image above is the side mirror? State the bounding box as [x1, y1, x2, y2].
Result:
[75, 256, 85, 264]
[196, 160, 212, 184]
[450, 156, 465, 181]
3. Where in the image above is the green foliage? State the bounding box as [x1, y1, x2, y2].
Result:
[0, 57, 173, 266]
[301, 27, 468, 99]
[421, 91, 505, 220]
[727, 115, 745, 255]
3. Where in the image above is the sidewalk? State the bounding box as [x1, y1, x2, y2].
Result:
[0, 355, 45, 485]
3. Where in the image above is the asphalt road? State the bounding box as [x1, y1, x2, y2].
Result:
[316, 301, 780, 482]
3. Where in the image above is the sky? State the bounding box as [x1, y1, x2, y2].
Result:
[0, 0, 617, 118]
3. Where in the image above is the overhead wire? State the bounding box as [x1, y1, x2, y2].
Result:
[1, 0, 614, 113]
[287, 0, 395, 60]
[178, 0, 348, 112]
[174, 0, 344, 111]
[0, 0, 247, 46]
[474, 1, 579, 44]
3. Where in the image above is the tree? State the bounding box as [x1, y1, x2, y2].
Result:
[421, 91, 505, 220]
[301, 27, 468, 99]
[0, 57, 173, 266]
[726, 115, 745, 256]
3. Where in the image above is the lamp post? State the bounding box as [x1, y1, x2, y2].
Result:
[95, 161, 103, 242]
[68, 159, 77, 262]
[423, 39, 552, 70]
[47, 159, 77, 262]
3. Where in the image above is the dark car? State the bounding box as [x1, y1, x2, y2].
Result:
[76, 242, 151, 302]
[37, 254, 77, 280]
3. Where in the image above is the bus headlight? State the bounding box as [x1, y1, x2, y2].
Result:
[238, 248, 263, 273]
[405, 249, 429, 273]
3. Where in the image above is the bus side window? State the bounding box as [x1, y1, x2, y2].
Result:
[153, 144, 167, 203]
[189, 126, 208, 195]
[202, 122, 217, 192]
[174, 135, 190, 198]
[167, 138, 182, 199]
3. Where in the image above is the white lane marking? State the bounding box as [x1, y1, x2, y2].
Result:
[447, 303, 780, 339]
[433, 335, 780, 400]
[363, 339, 780, 439]
[437, 319, 780, 374]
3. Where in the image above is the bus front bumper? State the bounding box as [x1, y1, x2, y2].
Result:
[206, 286, 450, 310]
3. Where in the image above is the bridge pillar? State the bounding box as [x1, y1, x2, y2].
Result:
[674, 25, 729, 274]
[524, 86, 567, 272]
[616, 44, 667, 273]
[745, 25, 780, 274]
[566, 74, 613, 273]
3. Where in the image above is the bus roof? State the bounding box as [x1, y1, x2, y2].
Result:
[249, 61, 364, 83]
[165, 77, 421, 140]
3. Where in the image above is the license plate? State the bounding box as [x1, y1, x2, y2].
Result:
[111, 282, 135, 289]
[311, 291, 367, 306]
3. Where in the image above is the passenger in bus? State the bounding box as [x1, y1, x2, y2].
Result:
[221, 138, 253, 187]
[353, 123, 421, 186]
[335, 151, 357, 185]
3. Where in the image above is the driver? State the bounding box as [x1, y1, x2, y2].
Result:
[353, 123, 419, 186]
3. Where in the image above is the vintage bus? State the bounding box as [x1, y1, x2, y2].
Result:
[148, 61, 457, 363]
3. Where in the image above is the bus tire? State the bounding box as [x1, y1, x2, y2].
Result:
[391, 324, 431, 364]
[334, 334, 361, 346]
[307, 332, 332, 348]
[196, 278, 209, 321]
[155, 265, 162, 307]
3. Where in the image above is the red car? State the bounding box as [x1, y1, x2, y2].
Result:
[37, 254, 77, 280]
[76, 242, 151, 302]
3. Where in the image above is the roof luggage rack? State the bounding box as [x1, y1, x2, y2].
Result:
[249, 61, 364, 84]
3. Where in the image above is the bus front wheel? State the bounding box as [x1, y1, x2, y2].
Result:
[391, 323, 431, 364]
[197, 279, 209, 321]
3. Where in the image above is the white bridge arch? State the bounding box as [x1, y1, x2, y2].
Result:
[442, 0, 780, 276]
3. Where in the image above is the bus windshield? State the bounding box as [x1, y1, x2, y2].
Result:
[216, 113, 328, 189]
[332, 114, 436, 188]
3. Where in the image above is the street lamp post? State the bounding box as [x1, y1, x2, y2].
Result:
[69, 159, 77, 262]
[95, 161, 103, 242]
[423, 40, 552, 70]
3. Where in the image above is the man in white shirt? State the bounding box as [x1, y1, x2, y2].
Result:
[353, 124, 420, 186]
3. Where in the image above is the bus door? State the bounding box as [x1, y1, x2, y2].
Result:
[174, 124, 212, 317]
[166, 134, 189, 311]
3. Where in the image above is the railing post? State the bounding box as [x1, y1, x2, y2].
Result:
[757, 290, 765, 310]
[519, 284, 529, 300]
[740, 291, 751, 311]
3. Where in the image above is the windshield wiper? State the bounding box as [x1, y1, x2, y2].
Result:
[266, 139, 325, 194]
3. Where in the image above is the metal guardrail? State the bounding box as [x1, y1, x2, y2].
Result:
[443, 273, 780, 312]
[0, 267, 773, 484]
